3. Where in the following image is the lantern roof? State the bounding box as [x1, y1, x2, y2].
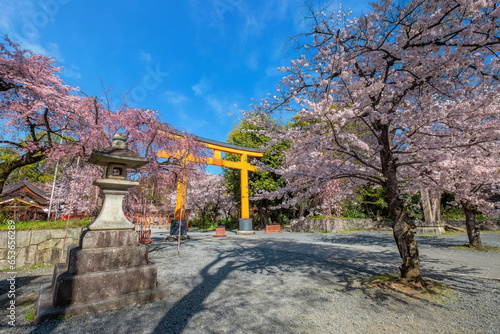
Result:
[88, 133, 149, 169]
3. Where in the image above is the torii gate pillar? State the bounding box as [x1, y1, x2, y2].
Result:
[237, 154, 254, 235]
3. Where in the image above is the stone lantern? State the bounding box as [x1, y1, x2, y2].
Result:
[35, 133, 169, 323]
[86, 132, 149, 231]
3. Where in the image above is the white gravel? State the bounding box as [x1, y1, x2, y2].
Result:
[1, 230, 499, 334]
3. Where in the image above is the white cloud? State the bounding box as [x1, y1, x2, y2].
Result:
[165, 91, 188, 106]
[0, 0, 27, 36]
[62, 64, 81, 79]
[164, 91, 188, 120]
[0, 0, 63, 60]
[192, 77, 212, 96]
[205, 94, 241, 123]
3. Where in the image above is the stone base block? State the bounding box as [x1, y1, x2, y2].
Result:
[164, 235, 191, 242]
[239, 218, 253, 231]
[52, 264, 157, 307]
[415, 221, 445, 235]
[416, 227, 445, 235]
[67, 245, 148, 274]
[169, 219, 188, 236]
[237, 230, 255, 235]
[80, 230, 139, 249]
[35, 283, 170, 324]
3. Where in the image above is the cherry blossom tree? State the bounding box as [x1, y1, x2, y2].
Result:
[51, 161, 102, 218]
[416, 145, 500, 248]
[0, 36, 82, 193]
[1, 35, 205, 209]
[186, 172, 235, 224]
[250, 0, 500, 282]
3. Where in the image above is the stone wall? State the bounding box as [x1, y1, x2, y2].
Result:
[0, 228, 83, 270]
[290, 218, 499, 233]
[445, 220, 499, 231]
[290, 218, 391, 233]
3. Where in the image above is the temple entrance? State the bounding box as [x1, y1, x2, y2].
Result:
[158, 134, 263, 233]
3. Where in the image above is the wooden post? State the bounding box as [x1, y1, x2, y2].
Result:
[158, 213, 163, 229]
[60, 156, 80, 263]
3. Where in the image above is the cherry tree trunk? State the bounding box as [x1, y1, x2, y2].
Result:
[257, 206, 270, 228]
[380, 126, 422, 282]
[462, 202, 482, 248]
[0, 153, 46, 194]
[386, 178, 422, 281]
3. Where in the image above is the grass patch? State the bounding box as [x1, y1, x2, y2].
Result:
[319, 229, 363, 235]
[0, 263, 48, 272]
[447, 245, 500, 252]
[369, 273, 399, 283]
[0, 217, 91, 231]
[339, 229, 364, 234]
[57, 314, 71, 320]
[27, 263, 48, 270]
[367, 273, 450, 298]
[24, 308, 36, 322]
[418, 231, 466, 237]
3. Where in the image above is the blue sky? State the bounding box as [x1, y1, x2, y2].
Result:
[1, 0, 371, 146]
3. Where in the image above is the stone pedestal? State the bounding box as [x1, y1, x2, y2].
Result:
[415, 221, 445, 235]
[237, 218, 255, 235]
[164, 219, 190, 242]
[35, 230, 169, 323]
[169, 219, 188, 236]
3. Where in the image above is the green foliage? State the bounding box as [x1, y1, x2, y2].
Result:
[404, 193, 424, 220]
[0, 132, 69, 186]
[273, 212, 290, 224]
[217, 217, 239, 230]
[0, 211, 13, 225]
[190, 211, 237, 230]
[188, 215, 215, 230]
[441, 206, 465, 221]
[1, 147, 54, 185]
[223, 116, 290, 225]
[356, 185, 389, 218]
[224, 117, 288, 198]
[341, 201, 366, 218]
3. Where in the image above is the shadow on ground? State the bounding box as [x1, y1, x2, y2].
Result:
[11, 231, 498, 333]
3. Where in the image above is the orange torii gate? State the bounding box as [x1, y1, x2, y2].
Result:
[158, 135, 263, 234]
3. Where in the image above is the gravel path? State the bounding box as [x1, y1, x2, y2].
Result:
[1, 230, 499, 334]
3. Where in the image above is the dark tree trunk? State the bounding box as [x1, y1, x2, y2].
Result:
[389, 192, 421, 281]
[257, 206, 270, 229]
[379, 124, 422, 283]
[0, 151, 46, 194]
[462, 201, 482, 248]
[298, 205, 305, 219]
